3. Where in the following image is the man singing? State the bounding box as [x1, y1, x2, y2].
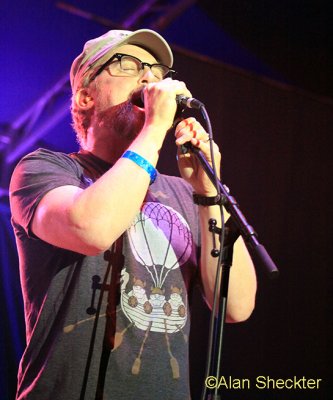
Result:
[10, 29, 256, 399]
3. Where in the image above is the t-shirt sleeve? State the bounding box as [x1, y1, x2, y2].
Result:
[9, 148, 84, 237]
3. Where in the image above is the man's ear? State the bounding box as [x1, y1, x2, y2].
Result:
[74, 88, 94, 110]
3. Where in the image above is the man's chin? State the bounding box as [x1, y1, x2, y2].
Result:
[97, 102, 145, 142]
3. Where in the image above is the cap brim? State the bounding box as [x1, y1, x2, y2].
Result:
[122, 29, 173, 67]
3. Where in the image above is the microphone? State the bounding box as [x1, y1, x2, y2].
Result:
[130, 88, 204, 110]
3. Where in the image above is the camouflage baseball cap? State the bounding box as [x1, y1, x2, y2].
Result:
[70, 29, 173, 93]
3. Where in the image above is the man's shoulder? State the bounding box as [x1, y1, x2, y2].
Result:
[10, 148, 82, 193]
[14, 148, 81, 174]
[20, 147, 72, 163]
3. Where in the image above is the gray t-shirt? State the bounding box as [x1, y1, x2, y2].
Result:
[10, 148, 201, 400]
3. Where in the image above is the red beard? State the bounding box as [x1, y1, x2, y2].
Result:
[95, 101, 145, 143]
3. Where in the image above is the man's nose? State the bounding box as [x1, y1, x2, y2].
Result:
[139, 67, 159, 83]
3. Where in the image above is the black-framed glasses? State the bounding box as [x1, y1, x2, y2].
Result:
[89, 53, 176, 82]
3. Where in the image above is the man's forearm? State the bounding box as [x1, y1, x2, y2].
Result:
[198, 205, 257, 322]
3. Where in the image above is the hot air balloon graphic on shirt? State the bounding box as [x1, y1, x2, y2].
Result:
[120, 202, 193, 334]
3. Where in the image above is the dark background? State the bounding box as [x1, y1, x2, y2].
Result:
[1, 1, 332, 399]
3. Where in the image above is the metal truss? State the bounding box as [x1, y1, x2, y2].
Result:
[0, 75, 71, 194]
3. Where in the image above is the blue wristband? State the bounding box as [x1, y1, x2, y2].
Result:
[122, 150, 157, 184]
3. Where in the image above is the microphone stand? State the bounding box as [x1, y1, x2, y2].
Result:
[188, 145, 279, 277]
[183, 144, 279, 400]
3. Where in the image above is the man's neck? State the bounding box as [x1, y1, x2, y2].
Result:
[92, 146, 129, 165]
[85, 131, 132, 165]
